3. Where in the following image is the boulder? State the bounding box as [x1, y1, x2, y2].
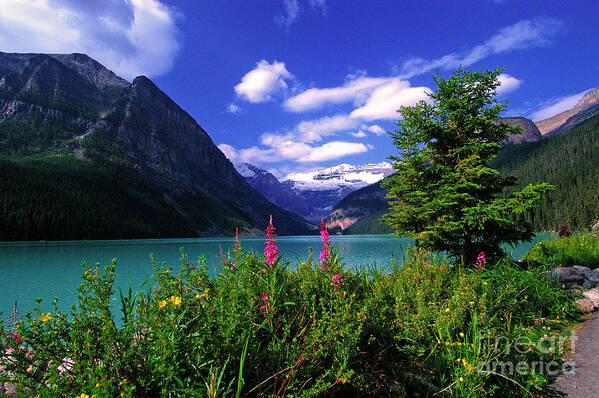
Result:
[583, 287, 599, 308]
[546, 267, 578, 282]
[572, 265, 592, 273]
[583, 278, 599, 289]
[565, 283, 584, 290]
[562, 275, 585, 284]
[576, 298, 597, 312]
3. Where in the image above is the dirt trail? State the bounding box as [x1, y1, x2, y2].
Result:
[552, 312, 599, 397]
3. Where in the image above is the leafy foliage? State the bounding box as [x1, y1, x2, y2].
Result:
[0, 238, 580, 397]
[382, 68, 553, 262]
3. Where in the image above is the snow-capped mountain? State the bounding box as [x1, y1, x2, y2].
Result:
[234, 163, 312, 220]
[282, 162, 394, 192]
[234, 162, 394, 223]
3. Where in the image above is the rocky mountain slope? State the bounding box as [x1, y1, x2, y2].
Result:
[235, 163, 311, 217]
[499, 117, 543, 144]
[0, 51, 312, 239]
[325, 180, 391, 233]
[535, 87, 599, 136]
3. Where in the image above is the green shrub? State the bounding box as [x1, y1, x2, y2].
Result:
[0, 241, 581, 397]
[525, 235, 599, 269]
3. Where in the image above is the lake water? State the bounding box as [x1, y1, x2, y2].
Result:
[0, 234, 554, 317]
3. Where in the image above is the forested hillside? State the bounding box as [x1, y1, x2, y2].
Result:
[491, 114, 599, 231]
[0, 155, 253, 240]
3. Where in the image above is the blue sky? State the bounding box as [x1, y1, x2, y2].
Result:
[1, 0, 597, 177]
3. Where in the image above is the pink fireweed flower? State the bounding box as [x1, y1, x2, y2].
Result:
[260, 294, 270, 317]
[331, 274, 344, 293]
[475, 251, 487, 273]
[319, 220, 331, 269]
[264, 215, 279, 268]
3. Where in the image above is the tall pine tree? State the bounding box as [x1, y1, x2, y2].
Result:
[382, 68, 553, 263]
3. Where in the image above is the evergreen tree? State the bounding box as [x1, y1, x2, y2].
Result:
[382, 68, 553, 263]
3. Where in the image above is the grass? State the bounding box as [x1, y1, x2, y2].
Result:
[0, 233, 593, 397]
[524, 235, 599, 269]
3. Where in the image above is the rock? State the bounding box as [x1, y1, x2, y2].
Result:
[563, 275, 585, 284]
[499, 117, 543, 144]
[572, 265, 592, 273]
[565, 283, 584, 290]
[583, 278, 599, 289]
[546, 267, 577, 282]
[576, 298, 597, 312]
[583, 287, 599, 307]
[582, 269, 597, 280]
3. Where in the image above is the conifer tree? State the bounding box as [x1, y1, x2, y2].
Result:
[382, 67, 553, 263]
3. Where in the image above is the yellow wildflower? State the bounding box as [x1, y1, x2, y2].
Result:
[170, 296, 182, 306]
[445, 308, 450, 313]
[459, 377, 464, 382]
[39, 313, 52, 323]
[158, 300, 167, 309]
[459, 332, 464, 338]
[78, 394, 89, 398]
[482, 282, 488, 286]
[469, 301, 475, 305]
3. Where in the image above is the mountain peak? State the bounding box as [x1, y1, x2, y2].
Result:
[282, 162, 394, 191]
[536, 85, 599, 136]
[499, 117, 542, 144]
[50, 53, 129, 91]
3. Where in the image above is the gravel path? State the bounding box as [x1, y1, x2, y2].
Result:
[551, 312, 599, 397]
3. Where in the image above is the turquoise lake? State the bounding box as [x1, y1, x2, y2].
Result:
[0, 234, 555, 317]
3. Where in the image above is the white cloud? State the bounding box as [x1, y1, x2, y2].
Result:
[364, 124, 385, 135]
[497, 74, 522, 95]
[398, 18, 564, 78]
[0, 0, 182, 80]
[296, 114, 359, 142]
[530, 90, 589, 121]
[349, 79, 430, 121]
[227, 103, 242, 114]
[218, 143, 238, 161]
[297, 141, 367, 162]
[274, 0, 300, 28]
[219, 139, 368, 164]
[234, 60, 294, 103]
[259, 114, 358, 148]
[284, 76, 387, 112]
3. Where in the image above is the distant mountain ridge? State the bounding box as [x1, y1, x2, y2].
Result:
[0, 51, 312, 239]
[234, 163, 311, 218]
[535, 87, 599, 136]
[235, 162, 394, 223]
